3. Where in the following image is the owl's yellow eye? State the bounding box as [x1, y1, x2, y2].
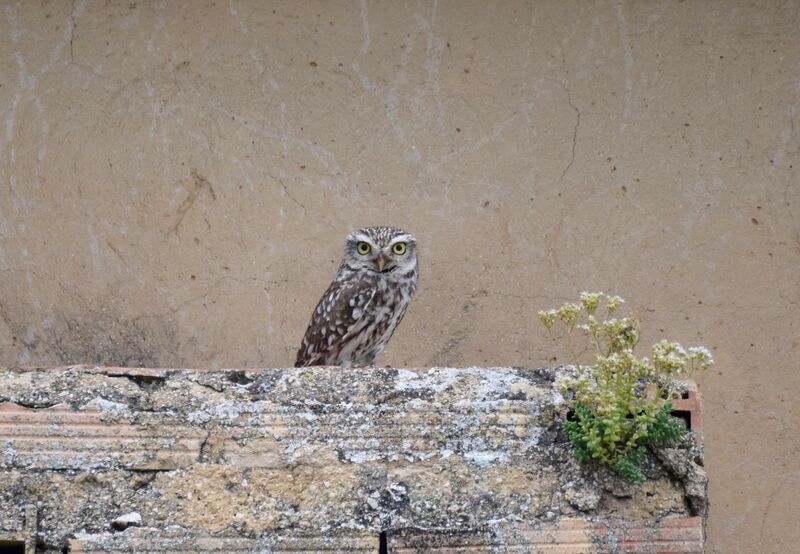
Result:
[392, 242, 407, 255]
[356, 242, 371, 255]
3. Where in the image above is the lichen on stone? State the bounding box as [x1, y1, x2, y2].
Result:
[0, 365, 705, 551]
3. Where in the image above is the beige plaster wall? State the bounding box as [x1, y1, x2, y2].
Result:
[0, 1, 797, 552]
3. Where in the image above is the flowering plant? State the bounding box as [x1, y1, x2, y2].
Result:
[539, 292, 713, 483]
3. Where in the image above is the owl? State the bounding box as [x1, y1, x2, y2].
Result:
[295, 226, 419, 367]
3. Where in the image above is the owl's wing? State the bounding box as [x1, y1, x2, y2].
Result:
[294, 276, 378, 367]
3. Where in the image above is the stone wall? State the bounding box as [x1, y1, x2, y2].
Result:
[1, 366, 705, 553]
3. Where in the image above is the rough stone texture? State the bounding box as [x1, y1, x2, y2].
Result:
[0, 2, 798, 552]
[0, 365, 705, 553]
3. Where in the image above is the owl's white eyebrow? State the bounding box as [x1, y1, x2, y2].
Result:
[350, 233, 373, 244]
[389, 234, 414, 244]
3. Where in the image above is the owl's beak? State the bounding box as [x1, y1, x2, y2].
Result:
[376, 254, 389, 272]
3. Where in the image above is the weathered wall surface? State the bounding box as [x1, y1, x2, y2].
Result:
[0, 365, 706, 553]
[0, 1, 797, 552]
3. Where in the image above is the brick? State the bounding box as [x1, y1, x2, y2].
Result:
[0, 402, 206, 470]
[389, 518, 594, 553]
[671, 380, 703, 447]
[594, 516, 704, 553]
[389, 516, 704, 553]
[68, 528, 378, 553]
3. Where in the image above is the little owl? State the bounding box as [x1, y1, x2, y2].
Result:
[295, 226, 418, 367]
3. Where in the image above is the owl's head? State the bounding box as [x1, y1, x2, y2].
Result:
[342, 226, 418, 275]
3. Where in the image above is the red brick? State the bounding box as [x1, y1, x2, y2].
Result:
[671, 380, 703, 447]
[389, 516, 703, 553]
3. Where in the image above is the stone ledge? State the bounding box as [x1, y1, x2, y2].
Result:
[0, 366, 707, 553]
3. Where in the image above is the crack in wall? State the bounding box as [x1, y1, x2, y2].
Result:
[352, 0, 373, 90]
[558, 87, 581, 185]
[166, 169, 217, 237]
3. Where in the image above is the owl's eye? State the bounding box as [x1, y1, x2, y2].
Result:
[356, 242, 371, 255]
[392, 242, 407, 255]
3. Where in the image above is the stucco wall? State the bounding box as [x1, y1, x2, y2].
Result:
[0, 1, 797, 552]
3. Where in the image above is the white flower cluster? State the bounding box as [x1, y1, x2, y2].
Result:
[687, 346, 714, 370]
[540, 292, 714, 401]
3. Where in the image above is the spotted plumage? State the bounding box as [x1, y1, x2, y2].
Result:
[295, 226, 419, 367]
